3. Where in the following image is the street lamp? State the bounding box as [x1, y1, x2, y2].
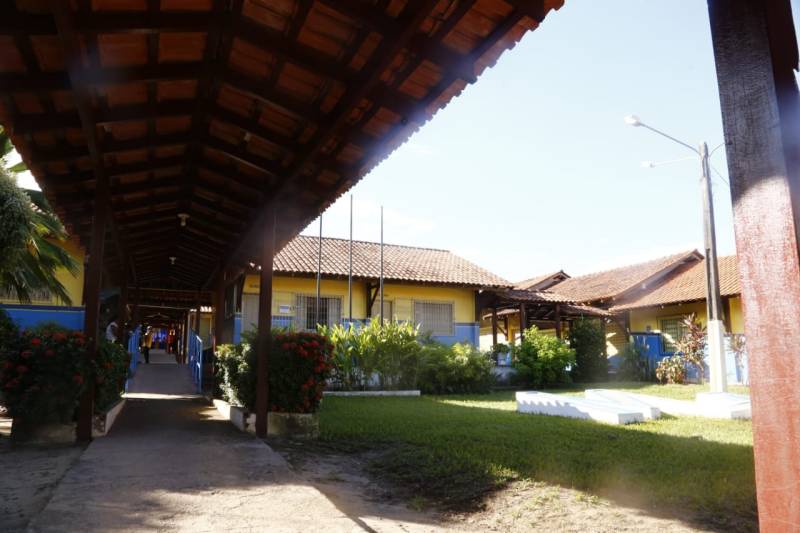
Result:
[625, 115, 728, 393]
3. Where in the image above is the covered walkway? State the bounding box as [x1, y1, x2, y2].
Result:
[28, 360, 360, 532]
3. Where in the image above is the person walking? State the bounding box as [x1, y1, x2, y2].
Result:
[141, 326, 153, 364]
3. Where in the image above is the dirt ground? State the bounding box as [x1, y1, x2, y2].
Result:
[272, 440, 753, 533]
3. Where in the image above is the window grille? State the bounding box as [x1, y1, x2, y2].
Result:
[295, 294, 342, 330]
[413, 301, 454, 336]
[660, 317, 687, 353]
[371, 299, 393, 321]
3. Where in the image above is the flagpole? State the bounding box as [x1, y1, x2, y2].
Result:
[379, 206, 384, 326]
[348, 195, 353, 325]
[316, 215, 322, 328]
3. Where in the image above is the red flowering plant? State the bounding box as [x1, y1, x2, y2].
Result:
[0, 323, 90, 423]
[216, 329, 333, 415]
[269, 331, 333, 414]
[93, 340, 130, 413]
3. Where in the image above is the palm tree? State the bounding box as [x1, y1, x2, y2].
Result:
[0, 127, 79, 305]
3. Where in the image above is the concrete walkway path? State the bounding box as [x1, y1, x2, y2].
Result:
[27, 354, 363, 532]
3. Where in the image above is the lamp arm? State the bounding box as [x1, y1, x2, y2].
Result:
[639, 123, 700, 155]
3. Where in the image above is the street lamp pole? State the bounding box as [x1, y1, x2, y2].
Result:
[625, 115, 728, 393]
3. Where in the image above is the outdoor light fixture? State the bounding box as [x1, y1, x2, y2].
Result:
[169, 256, 176, 265]
[624, 114, 642, 127]
[177, 213, 190, 227]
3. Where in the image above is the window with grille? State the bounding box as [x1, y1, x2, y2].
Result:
[295, 295, 342, 330]
[371, 299, 393, 321]
[414, 301, 454, 336]
[0, 286, 52, 303]
[660, 317, 687, 353]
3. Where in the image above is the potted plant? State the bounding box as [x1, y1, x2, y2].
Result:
[268, 331, 333, 439]
[1, 325, 89, 444]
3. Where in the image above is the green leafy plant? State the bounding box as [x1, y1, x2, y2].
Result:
[322, 318, 421, 390]
[0, 325, 89, 423]
[417, 342, 495, 394]
[512, 326, 575, 388]
[673, 313, 706, 383]
[0, 128, 79, 305]
[94, 340, 130, 413]
[655, 355, 687, 384]
[617, 342, 648, 381]
[568, 318, 608, 382]
[730, 334, 746, 383]
[215, 329, 333, 414]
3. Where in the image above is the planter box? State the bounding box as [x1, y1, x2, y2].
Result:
[92, 398, 126, 437]
[9, 398, 126, 444]
[11, 419, 75, 445]
[322, 390, 421, 397]
[213, 399, 319, 439]
[267, 412, 319, 439]
[213, 399, 253, 433]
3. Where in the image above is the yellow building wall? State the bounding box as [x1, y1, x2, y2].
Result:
[629, 297, 744, 335]
[0, 236, 84, 307]
[243, 275, 476, 323]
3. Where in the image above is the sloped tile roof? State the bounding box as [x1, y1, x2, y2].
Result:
[515, 271, 570, 291]
[274, 235, 510, 288]
[542, 250, 703, 303]
[610, 256, 740, 311]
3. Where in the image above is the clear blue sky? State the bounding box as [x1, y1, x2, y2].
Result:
[302, 1, 750, 282]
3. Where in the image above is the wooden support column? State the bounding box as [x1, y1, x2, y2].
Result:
[709, 1, 800, 529]
[518, 304, 527, 342]
[491, 307, 498, 348]
[77, 183, 109, 442]
[600, 319, 607, 357]
[554, 304, 562, 339]
[117, 281, 128, 347]
[255, 208, 276, 438]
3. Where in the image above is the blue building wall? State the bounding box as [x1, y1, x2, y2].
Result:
[431, 323, 480, 346]
[1, 304, 85, 331]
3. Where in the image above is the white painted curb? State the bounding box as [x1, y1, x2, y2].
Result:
[322, 390, 421, 397]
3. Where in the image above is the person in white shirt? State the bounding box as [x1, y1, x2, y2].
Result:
[105, 320, 118, 343]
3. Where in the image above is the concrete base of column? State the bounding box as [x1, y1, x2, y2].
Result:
[707, 319, 728, 393]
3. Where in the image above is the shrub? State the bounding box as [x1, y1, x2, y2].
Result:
[318, 323, 366, 391]
[94, 340, 130, 413]
[417, 342, 495, 394]
[512, 327, 575, 388]
[0, 308, 19, 363]
[568, 318, 608, 382]
[655, 355, 687, 384]
[0, 326, 89, 422]
[215, 329, 333, 414]
[617, 342, 648, 381]
[673, 313, 706, 383]
[322, 318, 421, 390]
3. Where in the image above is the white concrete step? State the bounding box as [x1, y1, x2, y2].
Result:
[584, 389, 661, 419]
[586, 390, 751, 420]
[515, 391, 644, 425]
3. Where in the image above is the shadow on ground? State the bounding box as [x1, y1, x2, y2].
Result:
[318, 395, 757, 533]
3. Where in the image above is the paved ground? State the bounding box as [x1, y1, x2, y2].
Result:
[26, 351, 437, 532]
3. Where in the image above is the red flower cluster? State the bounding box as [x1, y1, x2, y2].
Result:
[269, 331, 333, 414]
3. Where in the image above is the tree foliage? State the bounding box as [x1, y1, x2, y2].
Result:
[568, 318, 608, 382]
[0, 128, 79, 304]
[673, 313, 706, 383]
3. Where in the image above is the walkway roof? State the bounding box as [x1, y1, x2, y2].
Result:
[0, 0, 562, 290]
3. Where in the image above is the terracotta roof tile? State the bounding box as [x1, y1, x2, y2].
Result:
[610, 256, 740, 311]
[515, 270, 570, 291]
[543, 251, 702, 303]
[273, 235, 510, 287]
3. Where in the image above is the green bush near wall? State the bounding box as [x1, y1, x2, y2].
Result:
[512, 326, 575, 388]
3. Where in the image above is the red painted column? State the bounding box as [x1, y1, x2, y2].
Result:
[709, 1, 800, 529]
[255, 208, 276, 438]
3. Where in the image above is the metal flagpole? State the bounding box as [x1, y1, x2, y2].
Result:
[379, 206, 384, 326]
[348, 195, 353, 324]
[316, 215, 322, 328]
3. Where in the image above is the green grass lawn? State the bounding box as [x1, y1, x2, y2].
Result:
[319, 382, 755, 527]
